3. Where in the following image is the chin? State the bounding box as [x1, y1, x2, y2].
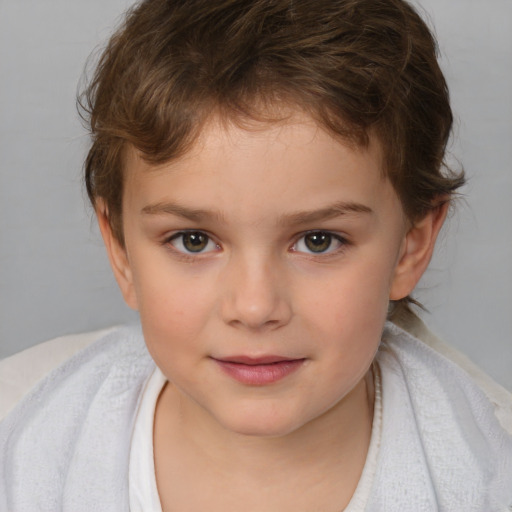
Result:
[216, 406, 309, 438]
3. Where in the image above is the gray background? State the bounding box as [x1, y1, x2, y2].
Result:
[0, 0, 511, 390]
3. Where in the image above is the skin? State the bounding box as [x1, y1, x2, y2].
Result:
[98, 111, 447, 511]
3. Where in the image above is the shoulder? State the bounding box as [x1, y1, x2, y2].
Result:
[370, 313, 512, 509]
[390, 309, 512, 435]
[0, 325, 143, 421]
[0, 324, 155, 510]
[0, 328, 113, 420]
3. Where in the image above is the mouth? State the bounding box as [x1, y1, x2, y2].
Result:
[211, 355, 306, 386]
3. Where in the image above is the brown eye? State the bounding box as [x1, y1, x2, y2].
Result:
[170, 231, 217, 254]
[304, 232, 332, 253]
[292, 231, 346, 255]
[182, 232, 209, 252]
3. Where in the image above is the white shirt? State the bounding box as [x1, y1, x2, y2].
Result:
[129, 367, 166, 512]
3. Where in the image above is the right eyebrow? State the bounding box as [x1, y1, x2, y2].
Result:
[140, 202, 225, 222]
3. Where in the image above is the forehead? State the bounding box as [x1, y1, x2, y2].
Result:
[122, 111, 396, 223]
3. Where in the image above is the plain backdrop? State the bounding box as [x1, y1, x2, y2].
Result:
[0, 0, 511, 390]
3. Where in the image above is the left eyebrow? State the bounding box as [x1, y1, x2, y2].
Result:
[279, 201, 373, 226]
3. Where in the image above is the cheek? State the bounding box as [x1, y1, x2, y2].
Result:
[305, 259, 392, 324]
[308, 279, 386, 392]
[299, 257, 393, 359]
[130, 258, 217, 361]
[133, 248, 212, 312]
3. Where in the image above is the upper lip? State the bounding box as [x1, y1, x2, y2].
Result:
[212, 355, 304, 365]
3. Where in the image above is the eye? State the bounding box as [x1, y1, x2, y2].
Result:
[292, 231, 346, 254]
[168, 231, 219, 254]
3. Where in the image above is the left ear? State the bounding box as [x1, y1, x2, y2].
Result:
[390, 201, 449, 300]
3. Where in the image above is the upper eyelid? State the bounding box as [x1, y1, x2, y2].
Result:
[289, 230, 350, 255]
[166, 229, 216, 242]
[292, 230, 349, 243]
[165, 230, 220, 252]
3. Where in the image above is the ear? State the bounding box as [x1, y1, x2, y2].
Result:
[96, 200, 139, 310]
[389, 202, 449, 300]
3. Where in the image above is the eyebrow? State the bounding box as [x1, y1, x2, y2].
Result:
[279, 201, 373, 225]
[141, 200, 373, 224]
[141, 202, 224, 222]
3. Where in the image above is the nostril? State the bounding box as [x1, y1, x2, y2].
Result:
[222, 292, 293, 331]
[219, 259, 293, 330]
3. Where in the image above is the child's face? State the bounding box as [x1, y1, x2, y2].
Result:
[102, 111, 427, 437]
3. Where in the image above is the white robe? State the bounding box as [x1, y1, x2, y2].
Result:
[1, 321, 511, 511]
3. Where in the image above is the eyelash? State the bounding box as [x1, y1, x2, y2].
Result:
[165, 231, 220, 257]
[291, 231, 349, 256]
[163, 230, 350, 258]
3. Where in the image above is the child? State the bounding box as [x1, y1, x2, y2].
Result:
[1, 0, 511, 510]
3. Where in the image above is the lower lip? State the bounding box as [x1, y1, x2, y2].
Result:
[213, 359, 305, 386]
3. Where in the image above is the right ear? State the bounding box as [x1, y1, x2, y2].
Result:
[95, 200, 139, 310]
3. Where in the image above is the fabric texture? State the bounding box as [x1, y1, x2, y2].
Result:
[0, 327, 115, 421]
[367, 323, 512, 511]
[343, 362, 383, 511]
[0, 325, 154, 512]
[129, 367, 166, 512]
[0, 321, 511, 511]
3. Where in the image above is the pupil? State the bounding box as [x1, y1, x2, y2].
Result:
[305, 233, 331, 252]
[184, 232, 208, 252]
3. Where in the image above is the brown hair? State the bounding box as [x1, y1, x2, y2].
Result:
[79, 0, 464, 311]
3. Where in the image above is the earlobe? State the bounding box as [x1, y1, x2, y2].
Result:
[95, 201, 139, 310]
[389, 202, 449, 300]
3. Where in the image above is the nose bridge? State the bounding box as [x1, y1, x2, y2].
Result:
[220, 248, 291, 330]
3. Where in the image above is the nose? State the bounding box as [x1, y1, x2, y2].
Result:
[220, 252, 292, 331]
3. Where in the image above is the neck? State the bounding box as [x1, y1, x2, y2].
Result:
[154, 368, 375, 511]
